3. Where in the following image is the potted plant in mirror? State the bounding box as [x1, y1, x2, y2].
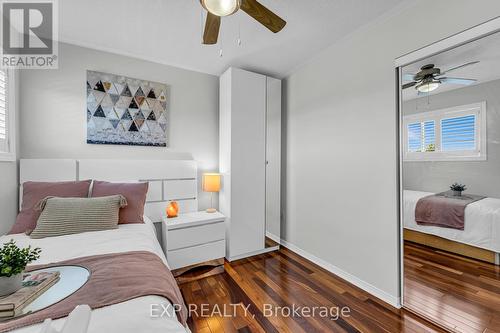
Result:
[450, 183, 467, 197]
[0, 240, 41, 296]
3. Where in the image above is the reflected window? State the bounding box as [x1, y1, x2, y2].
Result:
[403, 102, 485, 161]
[441, 115, 476, 151]
[407, 121, 435, 152]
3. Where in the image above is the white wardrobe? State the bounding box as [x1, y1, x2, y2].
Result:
[219, 67, 281, 261]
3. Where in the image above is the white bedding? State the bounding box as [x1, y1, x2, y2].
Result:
[404, 190, 500, 253]
[0, 217, 188, 333]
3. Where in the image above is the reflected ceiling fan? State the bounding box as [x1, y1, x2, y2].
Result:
[402, 61, 479, 93]
[200, 0, 286, 45]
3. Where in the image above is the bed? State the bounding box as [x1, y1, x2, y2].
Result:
[0, 159, 201, 332]
[404, 190, 500, 262]
[0, 216, 188, 333]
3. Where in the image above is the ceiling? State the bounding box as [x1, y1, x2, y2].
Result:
[59, 0, 404, 78]
[402, 31, 500, 100]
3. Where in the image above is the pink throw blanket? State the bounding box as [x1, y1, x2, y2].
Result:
[0, 251, 188, 332]
[415, 192, 485, 230]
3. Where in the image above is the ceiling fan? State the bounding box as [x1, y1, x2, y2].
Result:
[402, 61, 479, 93]
[200, 0, 286, 45]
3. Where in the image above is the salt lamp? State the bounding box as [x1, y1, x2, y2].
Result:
[166, 201, 179, 218]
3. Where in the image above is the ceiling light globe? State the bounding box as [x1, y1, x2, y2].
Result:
[201, 0, 241, 17]
[416, 81, 440, 93]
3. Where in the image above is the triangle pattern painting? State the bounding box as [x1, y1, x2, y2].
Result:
[121, 109, 132, 120]
[135, 86, 145, 97]
[109, 94, 120, 106]
[135, 96, 145, 107]
[129, 121, 139, 132]
[103, 81, 113, 92]
[93, 105, 106, 118]
[129, 98, 139, 109]
[114, 107, 126, 119]
[109, 119, 120, 129]
[93, 81, 105, 92]
[121, 85, 132, 97]
[87, 70, 167, 146]
[147, 89, 156, 99]
[128, 84, 139, 97]
[147, 110, 156, 121]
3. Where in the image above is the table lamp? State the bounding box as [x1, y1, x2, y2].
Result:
[203, 173, 221, 213]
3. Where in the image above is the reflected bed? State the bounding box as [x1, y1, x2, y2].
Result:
[404, 190, 500, 258]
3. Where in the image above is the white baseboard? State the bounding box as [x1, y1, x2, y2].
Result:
[269, 234, 401, 308]
[266, 231, 281, 244]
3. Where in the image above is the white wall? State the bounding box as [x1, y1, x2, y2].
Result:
[0, 71, 20, 235]
[0, 163, 18, 235]
[14, 43, 219, 231]
[403, 79, 500, 198]
[283, 0, 500, 305]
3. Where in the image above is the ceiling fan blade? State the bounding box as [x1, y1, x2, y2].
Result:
[440, 61, 479, 75]
[402, 81, 417, 89]
[240, 0, 286, 33]
[402, 73, 416, 82]
[203, 12, 221, 45]
[440, 77, 477, 85]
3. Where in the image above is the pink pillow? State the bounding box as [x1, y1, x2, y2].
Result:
[10, 180, 92, 235]
[91, 181, 148, 224]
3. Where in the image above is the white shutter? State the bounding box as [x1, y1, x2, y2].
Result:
[403, 102, 485, 161]
[441, 115, 476, 151]
[407, 120, 435, 153]
[0, 69, 7, 152]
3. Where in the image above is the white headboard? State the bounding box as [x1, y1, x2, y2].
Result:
[19, 159, 199, 223]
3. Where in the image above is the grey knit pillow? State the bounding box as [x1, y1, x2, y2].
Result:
[30, 195, 127, 239]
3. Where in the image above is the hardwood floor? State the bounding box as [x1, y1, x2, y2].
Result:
[404, 241, 500, 333]
[180, 246, 445, 333]
[265, 237, 279, 248]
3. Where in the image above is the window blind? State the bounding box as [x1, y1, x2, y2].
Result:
[408, 120, 435, 152]
[407, 122, 422, 152]
[423, 120, 435, 152]
[0, 70, 6, 144]
[441, 115, 476, 151]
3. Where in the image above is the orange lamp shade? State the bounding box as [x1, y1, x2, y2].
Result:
[166, 201, 179, 218]
[203, 173, 221, 192]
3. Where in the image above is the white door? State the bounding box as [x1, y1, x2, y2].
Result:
[265, 77, 281, 244]
[230, 68, 267, 258]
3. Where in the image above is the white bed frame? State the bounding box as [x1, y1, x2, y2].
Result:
[19, 159, 199, 223]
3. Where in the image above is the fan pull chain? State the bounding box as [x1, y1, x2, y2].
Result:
[237, 16, 242, 46]
[200, 8, 204, 44]
[219, 35, 223, 57]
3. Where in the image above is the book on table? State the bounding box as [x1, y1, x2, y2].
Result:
[0, 271, 60, 318]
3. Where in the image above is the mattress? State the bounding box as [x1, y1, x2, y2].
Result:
[0, 217, 188, 333]
[404, 190, 500, 253]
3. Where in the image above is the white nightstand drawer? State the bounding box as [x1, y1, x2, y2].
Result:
[166, 221, 225, 251]
[167, 240, 225, 270]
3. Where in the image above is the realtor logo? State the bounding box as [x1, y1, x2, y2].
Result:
[1, 0, 58, 68]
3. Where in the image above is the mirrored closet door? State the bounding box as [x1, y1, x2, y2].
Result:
[399, 29, 500, 332]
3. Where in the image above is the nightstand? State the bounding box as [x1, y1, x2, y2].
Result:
[162, 211, 226, 283]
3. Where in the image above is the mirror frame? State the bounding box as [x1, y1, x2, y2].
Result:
[394, 16, 500, 310]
